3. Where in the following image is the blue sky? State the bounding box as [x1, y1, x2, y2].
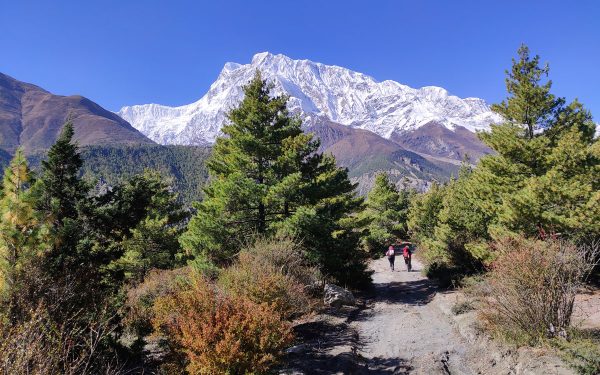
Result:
[1, 0, 598, 117]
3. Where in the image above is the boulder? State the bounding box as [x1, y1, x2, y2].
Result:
[324, 284, 355, 308]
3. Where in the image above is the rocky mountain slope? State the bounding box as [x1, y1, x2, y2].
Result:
[119, 52, 501, 161]
[0, 72, 153, 156]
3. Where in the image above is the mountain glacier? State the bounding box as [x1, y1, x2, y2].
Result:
[119, 52, 502, 145]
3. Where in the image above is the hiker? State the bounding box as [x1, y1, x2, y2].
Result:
[403, 245, 412, 272]
[386, 245, 395, 271]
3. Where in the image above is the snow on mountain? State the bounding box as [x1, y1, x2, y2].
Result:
[118, 52, 502, 145]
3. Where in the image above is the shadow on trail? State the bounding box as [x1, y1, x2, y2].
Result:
[362, 276, 437, 307]
[281, 310, 360, 374]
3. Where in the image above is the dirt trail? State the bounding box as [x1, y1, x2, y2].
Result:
[354, 256, 474, 374]
[281, 256, 574, 374]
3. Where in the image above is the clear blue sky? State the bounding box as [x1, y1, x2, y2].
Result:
[1, 0, 598, 117]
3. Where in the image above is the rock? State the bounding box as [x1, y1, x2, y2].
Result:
[324, 284, 355, 308]
[285, 344, 308, 354]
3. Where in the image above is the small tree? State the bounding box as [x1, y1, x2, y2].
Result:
[84, 169, 187, 287]
[0, 149, 39, 299]
[33, 120, 88, 274]
[361, 173, 412, 254]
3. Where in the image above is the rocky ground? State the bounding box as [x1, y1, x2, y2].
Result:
[280, 256, 581, 374]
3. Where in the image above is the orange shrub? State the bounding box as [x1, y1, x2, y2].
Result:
[152, 273, 293, 374]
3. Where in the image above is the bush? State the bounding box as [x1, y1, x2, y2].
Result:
[152, 273, 294, 374]
[0, 305, 121, 375]
[124, 267, 189, 337]
[481, 236, 598, 345]
[218, 237, 319, 319]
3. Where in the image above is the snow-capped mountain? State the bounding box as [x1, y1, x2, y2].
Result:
[118, 52, 502, 146]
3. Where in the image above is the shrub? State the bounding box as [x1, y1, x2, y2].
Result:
[218, 237, 318, 319]
[152, 273, 294, 374]
[481, 236, 598, 345]
[0, 305, 121, 375]
[123, 267, 189, 337]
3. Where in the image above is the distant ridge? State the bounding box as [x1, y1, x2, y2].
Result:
[0, 72, 153, 156]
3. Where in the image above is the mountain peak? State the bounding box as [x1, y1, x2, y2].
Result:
[119, 54, 502, 146]
[251, 51, 273, 63]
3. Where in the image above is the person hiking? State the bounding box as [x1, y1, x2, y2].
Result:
[386, 245, 396, 271]
[402, 245, 412, 272]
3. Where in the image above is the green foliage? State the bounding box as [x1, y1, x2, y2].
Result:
[408, 45, 599, 282]
[79, 144, 210, 205]
[0, 120, 192, 371]
[490, 44, 565, 141]
[360, 173, 413, 254]
[32, 120, 89, 277]
[181, 71, 370, 287]
[552, 333, 600, 375]
[0, 149, 39, 300]
[84, 169, 188, 287]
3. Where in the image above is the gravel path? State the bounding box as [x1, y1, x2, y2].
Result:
[282, 256, 575, 374]
[354, 256, 475, 374]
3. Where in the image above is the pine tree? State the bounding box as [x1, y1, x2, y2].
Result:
[91, 170, 187, 285]
[360, 173, 412, 254]
[275, 154, 369, 287]
[181, 71, 307, 262]
[36, 120, 86, 223]
[477, 44, 598, 238]
[181, 72, 369, 285]
[32, 119, 89, 273]
[490, 44, 564, 141]
[0, 149, 38, 298]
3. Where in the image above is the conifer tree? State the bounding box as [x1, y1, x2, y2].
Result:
[181, 72, 369, 285]
[33, 120, 88, 269]
[360, 173, 412, 254]
[476, 44, 598, 238]
[490, 44, 564, 141]
[408, 45, 600, 279]
[91, 170, 187, 285]
[181, 71, 308, 262]
[0, 149, 38, 298]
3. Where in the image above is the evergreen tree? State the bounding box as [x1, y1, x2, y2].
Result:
[87, 170, 187, 285]
[408, 45, 600, 282]
[33, 120, 89, 273]
[36, 120, 86, 223]
[0, 149, 38, 298]
[181, 71, 307, 262]
[477, 44, 598, 238]
[490, 44, 564, 141]
[181, 72, 369, 286]
[360, 173, 412, 254]
[275, 154, 369, 287]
